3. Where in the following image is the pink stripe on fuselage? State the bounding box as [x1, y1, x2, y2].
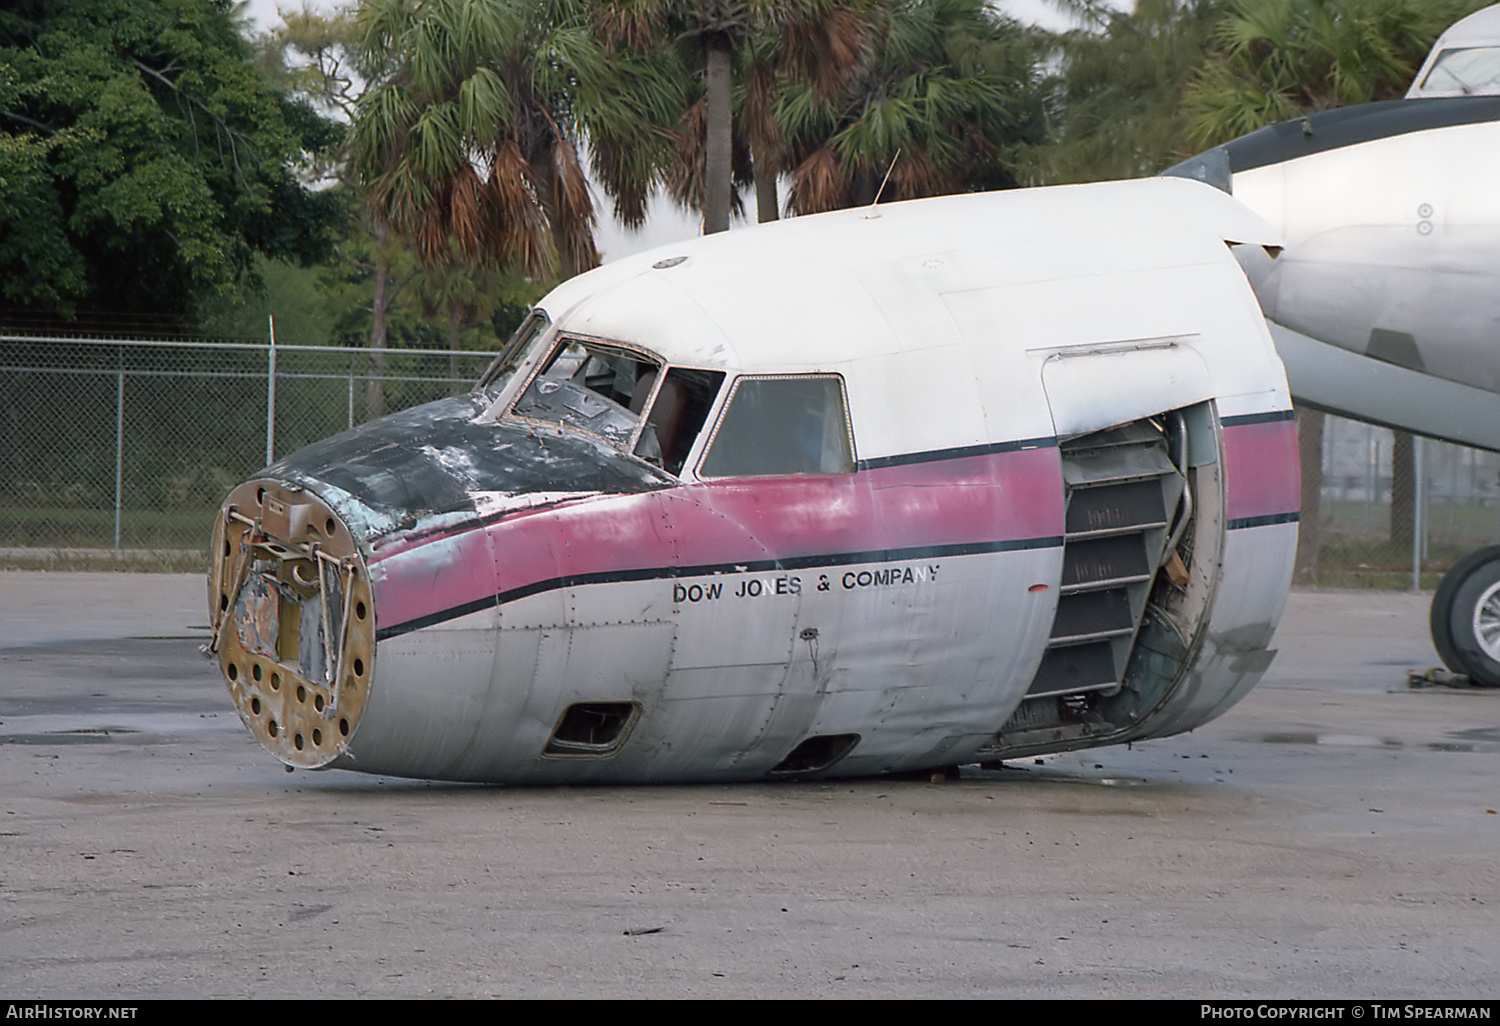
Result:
[1222, 417, 1300, 523]
[368, 445, 1065, 632]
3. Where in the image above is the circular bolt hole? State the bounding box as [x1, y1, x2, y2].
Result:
[270, 673, 281, 691]
[252, 664, 263, 682]
[222, 538, 231, 558]
[268, 719, 279, 737]
[227, 663, 239, 682]
[356, 601, 367, 621]
[296, 685, 306, 703]
[312, 729, 322, 746]
[250, 697, 261, 715]
[325, 517, 336, 536]
[294, 733, 304, 751]
[353, 657, 365, 677]
[314, 694, 325, 712]
[339, 718, 350, 737]
[256, 487, 265, 505]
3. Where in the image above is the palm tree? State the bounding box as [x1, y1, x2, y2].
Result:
[592, 1, 873, 233]
[777, 0, 1047, 213]
[349, 0, 610, 278]
[737, 3, 876, 220]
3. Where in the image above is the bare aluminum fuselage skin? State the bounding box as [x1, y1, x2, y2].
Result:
[208, 178, 1300, 784]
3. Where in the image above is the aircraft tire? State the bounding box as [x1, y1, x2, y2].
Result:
[1430, 545, 1500, 687]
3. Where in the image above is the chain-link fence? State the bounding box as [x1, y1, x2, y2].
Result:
[1, 335, 494, 570]
[1300, 411, 1500, 589]
[4, 335, 1500, 583]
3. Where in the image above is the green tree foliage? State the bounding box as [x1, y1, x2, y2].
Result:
[0, 0, 344, 330]
[776, 0, 1048, 213]
[1184, 0, 1492, 147]
[1024, 0, 1230, 185]
[205, 3, 545, 403]
[349, 0, 617, 278]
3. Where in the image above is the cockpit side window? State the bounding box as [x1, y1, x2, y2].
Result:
[698, 374, 855, 479]
[476, 310, 549, 391]
[631, 367, 725, 476]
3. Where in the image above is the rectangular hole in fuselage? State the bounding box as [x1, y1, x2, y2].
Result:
[769, 733, 861, 775]
[544, 702, 639, 757]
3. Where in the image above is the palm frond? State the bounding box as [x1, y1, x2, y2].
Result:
[548, 137, 600, 277]
[789, 144, 848, 214]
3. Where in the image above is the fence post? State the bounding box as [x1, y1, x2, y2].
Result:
[114, 366, 124, 550]
[266, 316, 277, 466]
[1413, 435, 1425, 590]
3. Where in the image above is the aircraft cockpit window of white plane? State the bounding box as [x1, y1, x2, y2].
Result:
[1411, 46, 1500, 96]
[505, 333, 727, 477]
[511, 336, 660, 452]
[629, 366, 726, 476]
[698, 374, 855, 478]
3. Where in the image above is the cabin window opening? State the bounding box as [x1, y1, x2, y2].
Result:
[698, 374, 855, 478]
[476, 309, 550, 391]
[511, 337, 662, 451]
[631, 368, 726, 476]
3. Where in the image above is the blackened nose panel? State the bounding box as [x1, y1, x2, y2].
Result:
[270, 394, 671, 519]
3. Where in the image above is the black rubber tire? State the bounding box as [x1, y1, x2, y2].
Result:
[1430, 545, 1500, 687]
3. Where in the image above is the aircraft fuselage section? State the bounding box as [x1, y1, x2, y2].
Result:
[1230, 101, 1500, 394]
[208, 179, 1300, 784]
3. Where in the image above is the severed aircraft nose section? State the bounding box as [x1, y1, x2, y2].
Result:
[208, 481, 376, 769]
[202, 179, 1296, 785]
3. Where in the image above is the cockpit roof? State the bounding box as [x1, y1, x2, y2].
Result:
[534, 178, 1279, 375]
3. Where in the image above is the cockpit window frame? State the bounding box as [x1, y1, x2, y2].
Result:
[1413, 45, 1500, 97]
[632, 365, 727, 478]
[476, 309, 551, 392]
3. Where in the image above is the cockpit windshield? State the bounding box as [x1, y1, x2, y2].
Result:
[499, 333, 727, 477]
[1410, 46, 1500, 97]
[512, 338, 661, 452]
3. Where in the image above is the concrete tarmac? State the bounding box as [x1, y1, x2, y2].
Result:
[1, 572, 1496, 999]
